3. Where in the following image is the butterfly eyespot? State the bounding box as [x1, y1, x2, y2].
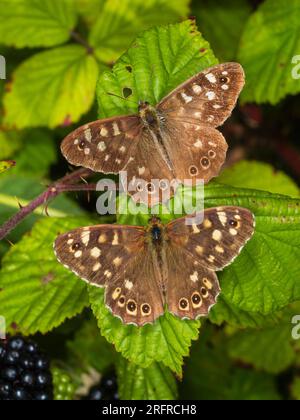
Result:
[191, 292, 202, 308]
[201, 157, 210, 168]
[208, 150, 216, 159]
[78, 140, 86, 150]
[136, 182, 144, 192]
[127, 300, 137, 314]
[179, 298, 189, 310]
[189, 165, 198, 176]
[229, 219, 238, 228]
[71, 243, 81, 251]
[201, 287, 209, 298]
[118, 296, 126, 307]
[219, 76, 229, 83]
[147, 182, 155, 193]
[159, 180, 169, 191]
[141, 303, 151, 316]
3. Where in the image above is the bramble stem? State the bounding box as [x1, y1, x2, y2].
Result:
[0, 168, 96, 241]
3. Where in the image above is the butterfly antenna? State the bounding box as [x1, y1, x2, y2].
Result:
[106, 92, 138, 106]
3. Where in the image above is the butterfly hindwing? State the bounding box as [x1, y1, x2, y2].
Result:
[165, 244, 220, 319]
[166, 207, 255, 271]
[54, 224, 146, 287]
[158, 62, 245, 128]
[105, 250, 165, 326]
[161, 120, 228, 184]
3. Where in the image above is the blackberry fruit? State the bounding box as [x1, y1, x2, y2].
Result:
[52, 368, 76, 400]
[0, 335, 53, 401]
[83, 372, 119, 401]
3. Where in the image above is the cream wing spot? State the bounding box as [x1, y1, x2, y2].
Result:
[81, 230, 90, 246]
[100, 127, 108, 137]
[84, 148, 90, 155]
[112, 122, 121, 136]
[196, 246, 204, 255]
[92, 262, 101, 272]
[98, 141, 106, 152]
[67, 239, 74, 245]
[98, 234, 107, 243]
[212, 230, 222, 241]
[229, 228, 238, 236]
[217, 212, 227, 226]
[222, 84, 229, 90]
[125, 279, 133, 290]
[112, 232, 119, 245]
[192, 84, 202, 94]
[204, 219, 212, 228]
[203, 278, 213, 290]
[181, 92, 193, 103]
[192, 224, 200, 234]
[194, 139, 203, 148]
[90, 247, 101, 258]
[138, 167, 146, 175]
[206, 91, 216, 101]
[112, 288, 121, 300]
[104, 270, 112, 279]
[215, 245, 224, 253]
[190, 271, 199, 283]
[74, 250, 82, 258]
[84, 128, 92, 142]
[205, 73, 217, 83]
[113, 257, 122, 267]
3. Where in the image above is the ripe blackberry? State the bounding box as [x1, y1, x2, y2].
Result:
[0, 335, 53, 401]
[83, 372, 119, 400]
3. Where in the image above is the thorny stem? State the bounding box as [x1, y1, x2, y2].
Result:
[0, 168, 96, 241]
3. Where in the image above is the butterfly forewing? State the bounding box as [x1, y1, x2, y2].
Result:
[54, 224, 146, 287]
[158, 62, 245, 128]
[60, 115, 142, 173]
[166, 207, 255, 271]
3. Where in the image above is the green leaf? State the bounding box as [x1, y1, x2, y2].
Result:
[218, 161, 299, 197]
[194, 0, 251, 61]
[0, 160, 15, 174]
[89, 286, 199, 376]
[0, 130, 23, 159]
[75, 0, 106, 26]
[117, 358, 178, 400]
[238, 0, 300, 104]
[96, 19, 218, 118]
[4, 45, 99, 129]
[0, 0, 78, 48]
[0, 217, 95, 334]
[0, 129, 57, 178]
[227, 311, 296, 374]
[67, 318, 116, 373]
[180, 326, 280, 400]
[89, 0, 190, 63]
[204, 184, 300, 314]
[209, 295, 281, 329]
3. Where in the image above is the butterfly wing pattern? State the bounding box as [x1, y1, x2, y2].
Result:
[60, 63, 245, 205]
[54, 207, 255, 326]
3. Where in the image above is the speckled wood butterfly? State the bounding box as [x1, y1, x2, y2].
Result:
[61, 63, 245, 205]
[54, 207, 255, 326]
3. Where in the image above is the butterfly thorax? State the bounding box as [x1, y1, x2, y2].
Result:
[138, 102, 173, 172]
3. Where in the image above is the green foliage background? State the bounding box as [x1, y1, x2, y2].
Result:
[0, 0, 300, 400]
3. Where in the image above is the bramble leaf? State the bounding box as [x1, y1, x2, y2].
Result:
[4, 45, 99, 129]
[89, 286, 200, 376]
[96, 19, 218, 118]
[117, 358, 178, 400]
[89, 0, 190, 63]
[0, 0, 78, 48]
[218, 161, 299, 198]
[194, 0, 251, 61]
[238, 0, 300, 104]
[0, 217, 95, 334]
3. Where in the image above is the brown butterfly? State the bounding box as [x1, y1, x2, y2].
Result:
[54, 207, 255, 326]
[61, 63, 245, 206]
